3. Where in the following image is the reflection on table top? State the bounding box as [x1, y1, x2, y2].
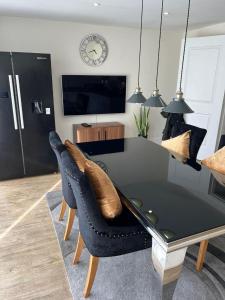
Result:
[77, 138, 225, 245]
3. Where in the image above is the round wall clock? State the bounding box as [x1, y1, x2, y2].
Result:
[79, 34, 108, 66]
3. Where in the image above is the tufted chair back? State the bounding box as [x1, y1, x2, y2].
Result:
[61, 150, 109, 255]
[49, 131, 77, 209]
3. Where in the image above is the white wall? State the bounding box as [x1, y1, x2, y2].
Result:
[0, 16, 182, 141]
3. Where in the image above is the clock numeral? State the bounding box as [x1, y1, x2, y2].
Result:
[81, 53, 87, 59]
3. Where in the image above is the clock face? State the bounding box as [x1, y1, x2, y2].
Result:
[80, 34, 108, 66]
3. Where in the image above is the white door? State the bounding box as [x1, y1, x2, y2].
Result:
[179, 35, 225, 159]
[168, 35, 225, 193]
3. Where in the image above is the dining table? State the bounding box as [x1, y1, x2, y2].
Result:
[77, 137, 225, 299]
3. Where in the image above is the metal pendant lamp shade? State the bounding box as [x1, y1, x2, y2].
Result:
[144, 89, 166, 107]
[163, 91, 193, 113]
[144, 0, 165, 108]
[163, 0, 193, 114]
[128, 87, 147, 103]
[127, 0, 146, 104]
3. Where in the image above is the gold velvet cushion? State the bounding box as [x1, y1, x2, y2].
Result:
[85, 159, 122, 219]
[161, 130, 191, 162]
[64, 139, 86, 172]
[201, 147, 225, 174]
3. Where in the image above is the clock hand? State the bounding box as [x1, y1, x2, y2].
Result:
[88, 49, 97, 54]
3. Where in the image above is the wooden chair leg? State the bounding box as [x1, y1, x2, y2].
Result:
[196, 240, 209, 272]
[64, 208, 76, 240]
[58, 198, 67, 221]
[73, 232, 85, 265]
[83, 256, 99, 298]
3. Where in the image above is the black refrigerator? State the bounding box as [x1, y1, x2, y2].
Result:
[0, 52, 57, 180]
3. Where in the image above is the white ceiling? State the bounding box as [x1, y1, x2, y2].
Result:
[0, 0, 224, 29]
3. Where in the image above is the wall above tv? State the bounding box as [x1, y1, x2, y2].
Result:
[62, 75, 126, 116]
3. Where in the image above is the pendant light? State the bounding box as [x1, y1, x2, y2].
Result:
[127, 0, 146, 103]
[163, 0, 193, 114]
[144, 0, 166, 108]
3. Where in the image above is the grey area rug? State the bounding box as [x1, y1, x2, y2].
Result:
[46, 190, 225, 300]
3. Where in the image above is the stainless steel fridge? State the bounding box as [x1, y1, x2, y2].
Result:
[0, 52, 57, 180]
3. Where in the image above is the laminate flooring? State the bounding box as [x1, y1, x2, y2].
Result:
[0, 174, 72, 300]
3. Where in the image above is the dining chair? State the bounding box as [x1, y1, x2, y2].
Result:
[196, 134, 225, 271]
[49, 131, 77, 240]
[61, 150, 152, 298]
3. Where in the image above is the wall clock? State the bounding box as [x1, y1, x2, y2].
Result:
[80, 34, 108, 66]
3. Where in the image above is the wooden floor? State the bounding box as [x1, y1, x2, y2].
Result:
[0, 174, 72, 300]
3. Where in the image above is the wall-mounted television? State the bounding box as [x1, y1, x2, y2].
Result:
[62, 75, 126, 116]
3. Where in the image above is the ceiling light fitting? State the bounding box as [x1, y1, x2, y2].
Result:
[144, 0, 166, 108]
[162, 0, 193, 114]
[127, 0, 146, 104]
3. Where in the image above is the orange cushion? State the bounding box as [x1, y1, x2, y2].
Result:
[201, 146, 225, 174]
[85, 159, 122, 219]
[64, 139, 86, 172]
[161, 130, 191, 163]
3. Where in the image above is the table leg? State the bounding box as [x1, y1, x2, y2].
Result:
[152, 238, 187, 299]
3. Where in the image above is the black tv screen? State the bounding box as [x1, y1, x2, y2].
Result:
[62, 75, 126, 115]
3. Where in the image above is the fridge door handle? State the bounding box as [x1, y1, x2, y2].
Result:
[8, 75, 18, 130]
[15, 75, 24, 129]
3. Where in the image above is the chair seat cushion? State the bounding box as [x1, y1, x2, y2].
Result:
[86, 203, 152, 257]
[171, 123, 207, 160]
[90, 204, 152, 257]
[161, 131, 191, 162]
[201, 146, 225, 174]
[65, 139, 86, 172]
[85, 159, 122, 219]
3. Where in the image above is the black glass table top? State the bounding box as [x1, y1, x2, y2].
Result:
[77, 138, 225, 244]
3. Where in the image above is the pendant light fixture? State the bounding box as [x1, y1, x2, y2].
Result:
[163, 0, 193, 114]
[127, 0, 146, 103]
[144, 0, 166, 108]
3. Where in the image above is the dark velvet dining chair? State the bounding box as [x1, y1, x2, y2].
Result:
[196, 134, 225, 272]
[61, 150, 152, 298]
[49, 131, 77, 240]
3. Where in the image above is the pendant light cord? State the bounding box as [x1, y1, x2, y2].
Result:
[137, 0, 144, 89]
[179, 0, 191, 91]
[155, 0, 164, 89]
